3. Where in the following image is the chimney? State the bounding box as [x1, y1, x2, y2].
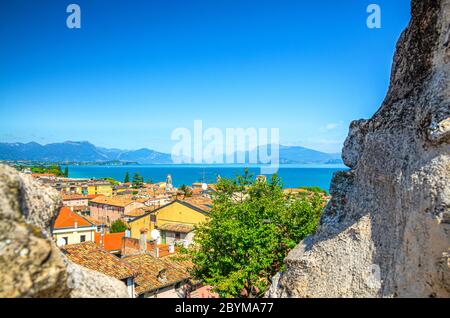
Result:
[100, 232, 104, 247]
[139, 229, 147, 253]
[157, 269, 167, 282]
[74, 220, 78, 229]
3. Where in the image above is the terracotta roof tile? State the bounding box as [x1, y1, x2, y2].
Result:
[123, 254, 191, 295]
[54, 207, 93, 229]
[87, 194, 104, 200]
[62, 241, 136, 280]
[181, 197, 213, 212]
[31, 173, 55, 178]
[90, 195, 135, 207]
[61, 194, 87, 201]
[124, 206, 155, 217]
[82, 215, 104, 226]
[158, 223, 195, 233]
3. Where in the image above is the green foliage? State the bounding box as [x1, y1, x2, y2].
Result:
[110, 219, 128, 233]
[64, 166, 69, 177]
[102, 177, 119, 185]
[298, 186, 328, 195]
[190, 169, 325, 298]
[132, 172, 144, 188]
[124, 171, 130, 183]
[179, 184, 192, 199]
[30, 165, 65, 177]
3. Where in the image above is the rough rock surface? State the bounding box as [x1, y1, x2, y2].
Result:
[268, 0, 450, 298]
[0, 164, 129, 298]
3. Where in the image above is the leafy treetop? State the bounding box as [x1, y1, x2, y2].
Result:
[190, 169, 326, 298]
[110, 219, 128, 233]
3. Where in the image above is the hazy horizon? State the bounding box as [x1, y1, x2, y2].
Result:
[0, 139, 343, 155]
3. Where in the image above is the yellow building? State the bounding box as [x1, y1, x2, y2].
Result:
[52, 207, 96, 245]
[128, 212, 156, 239]
[128, 198, 211, 243]
[88, 181, 113, 196]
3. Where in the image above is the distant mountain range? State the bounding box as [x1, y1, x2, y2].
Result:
[0, 141, 342, 165]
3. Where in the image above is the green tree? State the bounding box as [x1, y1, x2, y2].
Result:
[102, 177, 119, 185]
[124, 171, 130, 183]
[110, 219, 128, 233]
[31, 165, 65, 177]
[179, 184, 192, 199]
[190, 169, 325, 297]
[132, 172, 144, 188]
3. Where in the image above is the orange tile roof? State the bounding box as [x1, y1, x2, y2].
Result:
[124, 206, 155, 217]
[191, 188, 203, 195]
[90, 195, 135, 207]
[62, 241, 137, 280]
[181, 197, 213, 212]
[158, 223, 195, 233]
[61, 194, 87, 201]
[53, 207, 93, 229]
[123, 254, 191, 295]
[87, 194, 104, 200]
[81, 215, 104, 226]
[31, 173, 55, 178]
[94, 232, 125, 252]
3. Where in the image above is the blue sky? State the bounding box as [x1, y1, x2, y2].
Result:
[0, 0, 410, 153]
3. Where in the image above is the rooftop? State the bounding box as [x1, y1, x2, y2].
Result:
[81, 215, 104, 226]
[123, 254, 191, 295]
[124, 206, 155, 217]
[181, 197, 213, 212]
[158, 222, 195, 234]
[62, 241, 136, 280]
[61, 193, 87, 201]
[53, 207, 93, 229]
[87, 194, 105, 200]
[31, 173, 55, 178]
[90, 195, 135, 207]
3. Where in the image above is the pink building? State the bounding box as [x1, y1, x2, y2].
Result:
[89, 196, 144, 225]
[62, 194, 89, 207]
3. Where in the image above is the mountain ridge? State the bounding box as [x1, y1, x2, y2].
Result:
[0, 141, 343, 165]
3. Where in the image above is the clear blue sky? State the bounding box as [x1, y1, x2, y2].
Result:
[0, 0, 410, 153]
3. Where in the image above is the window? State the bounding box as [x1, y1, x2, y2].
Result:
[175, 232, 181, 240]
[62, 237, 68, 245]
[80, 235, 86, 242]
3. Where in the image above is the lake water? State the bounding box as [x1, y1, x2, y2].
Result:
[68, 164, 348, 191]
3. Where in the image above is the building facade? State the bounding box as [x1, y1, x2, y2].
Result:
[89, 196, 145, 225]
[52, 207, 96, 245]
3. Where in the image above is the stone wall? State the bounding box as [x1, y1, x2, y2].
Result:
[0, 164, 129, 298]
[268, 0, 450, 298]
